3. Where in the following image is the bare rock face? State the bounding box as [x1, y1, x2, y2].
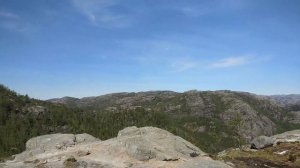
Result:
[272, 130, 300, 144]
[217, 92, 277, 142]
[116, 126, 206, 161]
[26, 105, 48, 115]
[251, 129, 300, 149]
[12, 133, 99, 162]
[287, 111, 300, 123]
[1, 127, 232, 168]
[24, 133, 98, 151]
[26, 134, 75, 151]
[176, 157, 232, 168]
[75, 133, 99, 144]
[250, 136, 273, 149]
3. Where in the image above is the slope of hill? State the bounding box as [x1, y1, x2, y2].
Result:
[268, 94, 300, 105]
[268, 94, 300, 111]
[1, 84, 300, 160]
[267, 94, 300, 124]
[47, 96, 80, 107]
[0, 85, 239, 158]
[48, 90, 299, 142]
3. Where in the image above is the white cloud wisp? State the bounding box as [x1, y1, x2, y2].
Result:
[70, 0, 131, 28]
[210, 56, 250, 68]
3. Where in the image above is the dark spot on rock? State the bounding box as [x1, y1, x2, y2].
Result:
[190, 152, 199, 157]
[65, 156, 77, 162]
[250, 143, 257, 149]
[163, 158, 179, 161]
[64, 156, 79, 168]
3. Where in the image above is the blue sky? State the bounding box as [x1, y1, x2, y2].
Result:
[0, 0, 300, 99]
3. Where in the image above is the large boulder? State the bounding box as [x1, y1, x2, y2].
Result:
[13, 133, 99, 161]
[25, 133, 98, 151]
[1, 127, 231, 168]
[26, 133, 75, 151]
[117, 126, 206, 161]
[250, 136, 273, 149]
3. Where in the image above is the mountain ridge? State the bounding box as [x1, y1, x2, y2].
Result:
[46, 89, 298, 141]
[1, 84, 300, 160]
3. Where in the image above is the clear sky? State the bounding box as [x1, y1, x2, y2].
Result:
[0, 0, 300, 99]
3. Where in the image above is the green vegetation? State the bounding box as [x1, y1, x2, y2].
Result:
[275, 122, 300, 134]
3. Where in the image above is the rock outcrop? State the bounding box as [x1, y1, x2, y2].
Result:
[218, 130, 300, 168]
[26, 106, 48, 116]
[13, 133, 99, 162]
[251, 129, 300, 149]
[250, 136, 273, 149]
[1, 127, 232, 168]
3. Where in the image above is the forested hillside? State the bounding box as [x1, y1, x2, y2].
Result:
[49, 90, 300, 141]
[1, 84, 300, 159]
[0, 85, 239, 158]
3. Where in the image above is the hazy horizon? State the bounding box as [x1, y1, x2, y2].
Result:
[1, 0, 300, 99]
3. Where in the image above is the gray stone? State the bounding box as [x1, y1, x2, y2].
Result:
[26, 106, 48, 115]
[12, 133, 98, 162]
[3, 127, 232, 168]
[76, 150, 90, 157]
[250, 130, 300, 149]
[176, 157, 232, 168]
[287, 111, 300, 124]
[25, 133, 98, 152]
[26, 133, 75, 151]
[272, 129, 300, 145]
[13, 148, 45, 162]
[250, 136, 274, 149]
[117, 126, 206, 161]
[75, 133, 99, 144]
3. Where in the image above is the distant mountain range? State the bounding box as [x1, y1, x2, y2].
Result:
[48, 91, 300, 110]
[48, 91, 300, 106]
[48, 90, 300, 141]
[267, 94, 300, 108]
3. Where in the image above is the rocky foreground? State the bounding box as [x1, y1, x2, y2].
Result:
[218, 130, 300, 168]
[0, 127, 231, 168]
